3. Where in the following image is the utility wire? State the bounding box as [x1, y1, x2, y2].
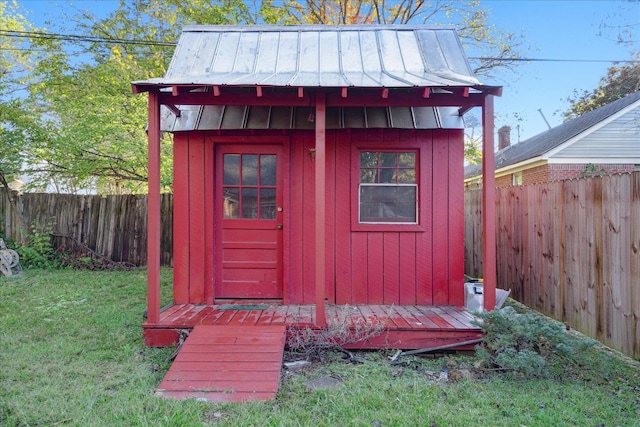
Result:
[1, 29, 638, 63]
[469, 57, 640, 64]
[0, 29, 174, 47]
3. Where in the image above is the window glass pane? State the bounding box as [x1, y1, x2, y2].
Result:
[223, 188, 239, 219]
[360, 152, 378, 167]
[358, 150, 418, 224]
[379, 152, 396, 167]
[398, 152, 415, 167]
[360, 169, 377, 183]
[359, 185, 417, 223]
[379, 168, 396, 183]
[396, 168, 416, 183]
[223, 154, 240, 185]
[241, 188, 258, 219]
[260, 155, 276, 186]
[260, 189, 276, 219]
[397, 187, 417, 221]
[396, 202, 417, 221]
[242, 154, 258, 185]
[397, 186, 416, 200]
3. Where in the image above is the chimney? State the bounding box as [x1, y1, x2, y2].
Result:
[498, 126, 511, 150]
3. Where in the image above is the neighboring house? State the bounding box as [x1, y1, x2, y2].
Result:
[465, 91, 640, 187]
[133, 25, 500, 348]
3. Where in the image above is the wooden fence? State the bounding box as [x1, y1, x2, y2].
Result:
[0, 193, 173, 266]
[465, 172, 640, 360]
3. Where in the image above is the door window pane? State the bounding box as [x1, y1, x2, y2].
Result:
[260, 189, 276, 219]
[260, 155, 276, 186]
[242, 188, 258, 219]
[242, 154, 258, 185]
[223, 154, 240, 185]
[223, 188, 239, 219]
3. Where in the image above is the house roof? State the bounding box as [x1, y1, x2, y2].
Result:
[134, 25, 484, 90]
[465, 90, 640, 179]
[133, 25, 501, 132]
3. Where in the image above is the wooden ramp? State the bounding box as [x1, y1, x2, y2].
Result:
[157, 324, 287, 403]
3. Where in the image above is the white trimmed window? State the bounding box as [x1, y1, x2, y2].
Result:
[512, 171, 523, 186]
[358, 151, 418, 224]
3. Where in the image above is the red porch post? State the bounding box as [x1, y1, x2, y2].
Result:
[314, 91, 327, 327]
[482, 94, 497, 310]
[147, 89, 161, 323]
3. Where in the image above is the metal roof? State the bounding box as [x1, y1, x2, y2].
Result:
[137, 25, 481, 89]
[464, 91, 640, 178]
[134, 25, 498, 131]
[160, 105, 465, 131]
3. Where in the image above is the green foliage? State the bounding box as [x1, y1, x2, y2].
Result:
[14, 221, 59, 269]
[578, 163, 610, 178]
[473, 306, 587, 378]
[563, 56, 640, 121]
[464, 113, 483, 164]
[0, 2, 43, 190]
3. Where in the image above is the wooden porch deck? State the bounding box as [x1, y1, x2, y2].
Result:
[143, 304, 483, 350]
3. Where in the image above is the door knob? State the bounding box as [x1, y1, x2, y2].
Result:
[277, 224, 283, 229]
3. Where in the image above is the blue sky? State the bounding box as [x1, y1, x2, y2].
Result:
[483, 0, 638, 142]
[15, 0, 640, 143]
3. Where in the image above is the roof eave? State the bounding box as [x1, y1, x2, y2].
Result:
[131, 83, 501, 110]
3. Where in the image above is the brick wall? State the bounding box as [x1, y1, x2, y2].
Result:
[523, 165, 549, 185]
[495, 175, 512, 188]
[547, 163, 635, 181]
[473, 163, 636, 188]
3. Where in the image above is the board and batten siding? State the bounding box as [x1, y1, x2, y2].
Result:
[172, 129, 465, 307]
[550, 106, 640, 161]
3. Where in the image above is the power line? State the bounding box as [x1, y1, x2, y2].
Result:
[0, 29, 174, 47]
[1, 29, 638, 63]
[470, 57, 639, 64]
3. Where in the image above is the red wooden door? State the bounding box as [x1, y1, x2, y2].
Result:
[216, 145, 284, 299]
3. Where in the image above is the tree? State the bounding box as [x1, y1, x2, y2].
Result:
[463, 114, 482, 164]
[14, 0, 524, 191]
[563, 56, 640, 121]
[0, 1, 45, 234]
[1, 1, 33, 187]
[20, 0, 292, 193]
[564, 1, 639, 121]
[276, 0, 527, 77]
[22, 1, 179, 193]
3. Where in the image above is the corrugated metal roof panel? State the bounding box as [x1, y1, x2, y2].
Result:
[141, 25, 480, 89]
[160, 105, 464, 131]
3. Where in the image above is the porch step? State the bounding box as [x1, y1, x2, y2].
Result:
[157, 324, 287, 403]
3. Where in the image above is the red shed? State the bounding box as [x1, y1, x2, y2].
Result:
[133, 25, 500, 350]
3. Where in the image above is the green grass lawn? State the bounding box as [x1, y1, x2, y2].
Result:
[1, 269, 639, 426]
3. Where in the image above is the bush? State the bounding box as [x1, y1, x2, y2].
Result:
[14, 222, 60, 269]
[472, 306, 588, 378]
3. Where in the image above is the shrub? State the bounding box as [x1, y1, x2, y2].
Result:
[472, 306, 588, 378]
[16, 221, 60, 269]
